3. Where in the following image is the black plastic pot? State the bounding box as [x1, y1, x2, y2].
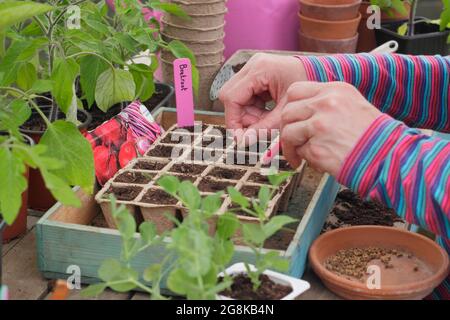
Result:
[375, 18, 450, 55]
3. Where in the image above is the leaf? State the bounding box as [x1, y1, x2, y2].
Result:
[40, 121, 94, 194]
[17, 62, 37, 91]
[143, 264, 162, 282]
[263, 251, 290, 272]
[40, 170, 80, 207]
[242, 223, 266, 246]
[51, 58, 79, 114]
[0, 100, 31, 131]
[216, 212, 240, 240]
[112, 203, 136, 240]
[263, 215, 297, 239]
[202, 193, 223, 217]
[397, 22, 408, 36]
[95, 68, 135, 112]
[258, 186, 271, 211]
[167, 268, 195, 295]
[0, 1, 54, 31]
[178, 181, 201, 210]
[390, 0, 408, 16]
[139, 221, 157, 245]
[129, 63, 155, 102]
[440, 0, 450, 31]
[157, 175, 180, 195]
[79, 55, 108, 108]
[168, 40, 197, 65]
[108, 267, 138, 292]
[150, 2, 190, 19]
[98, 259, 122, 282]
[29, 79, 53, 94]
[80, 283, 107, 298]
[268, 171, 293, 187]
[0, 147, 27, 224]
[227, 187, 249, 208]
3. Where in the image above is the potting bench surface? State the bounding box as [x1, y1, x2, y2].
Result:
[2, 212, 339, 300]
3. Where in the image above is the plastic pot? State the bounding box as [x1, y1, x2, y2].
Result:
[20, 107, 92, 211]
[357, 0, 410, 52]
[299, 0, 362, 21]
[1, 134, 33, 243]
[216, 263, 311, 300]
[375, 18, 450, 55]
[299, 12, 361, 40]
[299, 31, 359, 53]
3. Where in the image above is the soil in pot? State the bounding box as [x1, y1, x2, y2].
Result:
[168, 163, 207, 175]
[142, 84, 172, 112]
[133, 160, 167, 171]
[324, 189, 403, 231]
[248, 172, 287, 186]
[175, 124, 209, 134]
[209, 167, 245, 180]
[232, 63, 246, 73]
[220, 274, 292, 300]
[200, 136, 231, 149]
[225, 152, 258, 167]
[147, 145, 176, 158]
[198, 177, 235, 193]
[324, 247, 433, 285]
[239, 185, 261, 198]
[161, 133, 195, 145]
[104, 186, 142, 201]
[172, 174, 197, 183]
[141, 188, 178, 205]
[114, 171, 154, 184]
[262, 159, 292, 170]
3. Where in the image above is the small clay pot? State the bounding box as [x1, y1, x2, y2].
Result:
[299, 12, 361, 40]
[300, 0, 362, 21]
[309, 226, 450, 300]
[299, 31, 359, 53]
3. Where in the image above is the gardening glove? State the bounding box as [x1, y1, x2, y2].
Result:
[219, 53, 307, 146]
[279, 81, 381, 174]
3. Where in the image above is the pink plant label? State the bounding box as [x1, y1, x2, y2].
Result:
[173, 58, 194, 127]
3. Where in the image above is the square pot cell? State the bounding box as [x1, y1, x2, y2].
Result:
[198, 135, 233, 149]
[161, 133, 196, 145]
[173, 123, 209, 135]
[209, 167, 246, 180]
[239, 185, 262, 198]
[103, 185, 142, 201]
[114, 171, 155, 184]
[188, 148, 224, 163]
[226, 204, 253, 217]
[198, 177, 236, 193]
[147, 144, 186, 158]
[140, 188, 178, 205]
[234, 141, 270, 154]
[171, 174, 197, 183]
[168, 163, 207, 175]
[205, 125, 228, 137]
[133, 160, 167, 171]
[225, 151, 259, 167]
[248, 172, 288, 186]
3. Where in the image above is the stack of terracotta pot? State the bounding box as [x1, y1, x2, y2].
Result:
[161, 0, 227, 110]
[298, 0, 362, 53]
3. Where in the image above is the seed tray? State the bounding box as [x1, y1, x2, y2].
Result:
[95, 122, 305, 234]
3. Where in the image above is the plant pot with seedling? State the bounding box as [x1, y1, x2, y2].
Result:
[375, 0, 450, 54]
[357, 0, 411, 52]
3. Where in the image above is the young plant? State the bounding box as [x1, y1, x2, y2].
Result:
[82, 196, 168, 300]
[370, 0, 410, 17]
[227, 171, 297, 290]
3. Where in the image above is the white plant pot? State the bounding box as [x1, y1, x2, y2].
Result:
[217, 263, 310, 300]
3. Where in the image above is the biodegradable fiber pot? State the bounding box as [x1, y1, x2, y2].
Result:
[20, 107, 92, 211]
[217, 263, 311, 300]
[299, 12, 361, 39]
[299, 31, 359, 53]
[300, 0, 362, 21]
[170, 0, 227, 15]
[309, 226, 450, 300]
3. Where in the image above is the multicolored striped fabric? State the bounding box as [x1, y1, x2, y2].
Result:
[297, 54, 450, 300]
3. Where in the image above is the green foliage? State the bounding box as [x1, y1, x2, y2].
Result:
[0, 1, 54, 31]
[370, 0, 409, 16]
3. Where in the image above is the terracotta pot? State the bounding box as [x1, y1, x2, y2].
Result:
[20, 107, 92, 211]
[2, 134, 33, 243]
[299, 12, 361, 40]
[309, 226, 449, 300]
[299, 31, 359, 53]
[357, 0, 410, 52]
[300, 0, 362, 21]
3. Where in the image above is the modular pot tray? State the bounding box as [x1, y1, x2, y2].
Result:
[95, 122, 305, 236]
[35, 107, 340, 288]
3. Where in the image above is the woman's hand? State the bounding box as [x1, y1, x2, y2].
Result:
[280, 81, 382, 176]
[219, 53, 307, 145]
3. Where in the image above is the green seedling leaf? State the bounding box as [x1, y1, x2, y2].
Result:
[29, 79, 53, 94]
[227, 187, 249, 208]
[40, 170, 80, 207]
[130, 63, 155, 102]
[263, 251, 290, 272]
[242, 223, 266, 246]
[98, 258, 122, 282]
[263, 215, 297, 239]
[113, 204, 136, 240]
[139, 221, 158, 245]
[51, 58, 80, 114]
[167, 268, 197, 296]
[202, 193, 223, 217]
[258, 186, 271, 211]
[143, 264, 162, 283]
[157, 175, 180, 195]
[79, 55, 108, 108]
[391, 0, 408, 16]
[178, 181, 201, 210]
[40, 120, 95, 194]
[17, 62, 37, 91]
[397, 22, 408, 36]
[213, 238, 234, 267]
[0, 1, 54, 31]
[268, 171, 293, 187]
[108, 267, 138, 292]
[150, 2, 190, 19]
[168, 40, 197, 65]
[0, 99, 31, 131]
[80, 283, 107, 298]
[95, 68, 135, 112]
[0, 147, 27, 224]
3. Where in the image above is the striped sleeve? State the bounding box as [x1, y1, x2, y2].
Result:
[296, 54, 450, 133]
[337, 113, 450, 239]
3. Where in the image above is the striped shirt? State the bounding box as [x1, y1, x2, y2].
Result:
[297, 54, 450, 299]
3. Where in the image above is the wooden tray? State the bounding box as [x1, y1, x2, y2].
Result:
[35, 108, 340, 286]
